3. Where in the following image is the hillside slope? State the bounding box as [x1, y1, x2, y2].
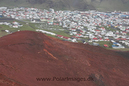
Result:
[0, 0, 129, 11]
[0, 31, 129, 86]
[0, 0, 95, 10]
[89, 0, 129, 11]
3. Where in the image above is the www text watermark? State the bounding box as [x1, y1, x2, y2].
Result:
[36, 77, 94, 82]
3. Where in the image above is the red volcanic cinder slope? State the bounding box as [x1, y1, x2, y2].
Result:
[0, 31, 129, 86]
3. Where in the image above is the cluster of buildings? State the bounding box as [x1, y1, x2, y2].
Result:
[0, 21, 23, 28]
[1, 7, 129, 49]
[53, 10, 129, 48]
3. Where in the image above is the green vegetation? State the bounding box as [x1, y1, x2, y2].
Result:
[0, 31, 8, 37]
[0, 23, 34, 36]
[42, 28, 71, 37]
[0, 19, 129, 51]
[0, 19, 36, 37]
[96, 41, 113, 48]
[45, 34, 65, 40]
[0, 19, 71, 38]
[108, 48, 129, 51]
[19, 24, 35, 31]
[0, 0, 129, 11]
[104, 26, 116, 31]
[36, 23, 71, 37]
[91, 0, 129, 11]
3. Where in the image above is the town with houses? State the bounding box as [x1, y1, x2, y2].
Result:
[0, 7, 129, 49]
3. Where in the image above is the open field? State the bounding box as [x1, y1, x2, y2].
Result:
[0, 18, 35, 37]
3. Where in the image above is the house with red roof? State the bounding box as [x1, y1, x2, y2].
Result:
[121, 31, 127, 35]
[104, 38, 110, 41]
[100, 27, 106, 31]
[126, 29, 129, 32]
[71, 28, 76, 31]
[63, 36, 70, 40]
[99, 38, 104, 41]
[92, 37, 99, 41]
[56, 35, 63, 38]
[95, 29, 101, 33]
[76, 34, 83, 37]
[104, 44, 109, 47]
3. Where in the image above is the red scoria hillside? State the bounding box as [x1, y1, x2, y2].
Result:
[0, 31, 129, 86]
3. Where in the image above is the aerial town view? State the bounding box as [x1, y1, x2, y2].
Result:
[0, 0, 129, 86]
[1, 7, 129, 50]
